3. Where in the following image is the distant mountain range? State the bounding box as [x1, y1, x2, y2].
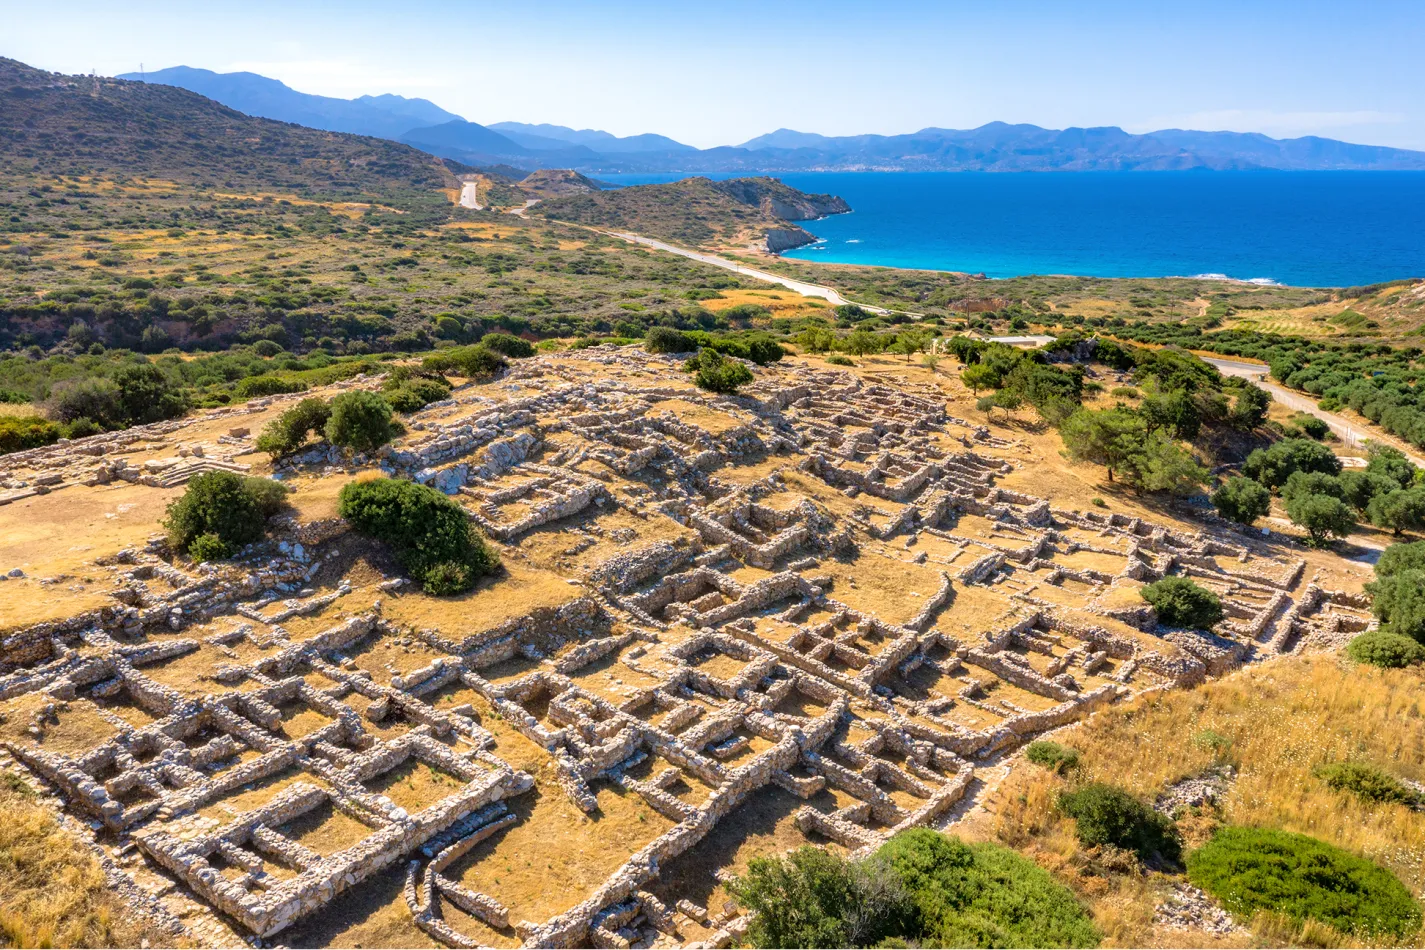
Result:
[114, 65, 462, 140]
[118, 66, 1425, 173]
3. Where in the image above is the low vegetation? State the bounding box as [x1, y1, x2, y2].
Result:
[1313, 761, 1420, 807]
[323, 390, 399, 454]
[1056, 783, 1181, 862]
[163, 470, 290, 561]
[685, 347, 754, 394]
[728, 829, 1099, 949]
[1025, 740, 1081, 774]
[1139, 576, 1223, 630]
[992, 656, 1425, 946]
[337, 477, 499, 594]
[1187, 826, 1421, 939]
[0, 775, 171, 948]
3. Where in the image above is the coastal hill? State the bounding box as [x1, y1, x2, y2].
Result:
[530, 176, 851, 250]
[114, 65, 1425, 173]
[4, 58, 460, 202]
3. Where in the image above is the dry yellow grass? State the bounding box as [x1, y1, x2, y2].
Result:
[982, 655, 1425, 947]
[0, 777, 174, 947]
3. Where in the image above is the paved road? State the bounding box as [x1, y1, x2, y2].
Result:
[606, 231, 892, 312]
[458, 180, 481, 210]
[1200, 356, 1425, 465]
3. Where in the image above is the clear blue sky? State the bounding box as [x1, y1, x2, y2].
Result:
[7, 0, 1424, 150]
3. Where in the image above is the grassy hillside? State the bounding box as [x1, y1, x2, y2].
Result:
[0, 58, 458, 211]
[530, 176, 846, 247]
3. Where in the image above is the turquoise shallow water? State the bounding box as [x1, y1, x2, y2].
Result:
[599, 171, 1425, 287]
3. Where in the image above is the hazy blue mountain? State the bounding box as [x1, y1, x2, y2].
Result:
[490, 122, 694, 153]
[105, 66, 1425, 172]
[115, 65, 463, 139]
[718, 122, 1425, 172]
[737, 129, 839, 150]
[398, 120, 531, 157]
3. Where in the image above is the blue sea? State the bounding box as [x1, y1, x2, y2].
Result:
[599, 171, 1425, 287]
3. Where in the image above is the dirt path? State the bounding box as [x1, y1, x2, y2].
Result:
[1201, 357, 1425, 466]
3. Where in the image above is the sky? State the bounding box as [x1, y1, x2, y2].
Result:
[6, 0, 1425, 151]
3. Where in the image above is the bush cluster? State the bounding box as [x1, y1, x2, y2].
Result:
[684, 348, 754, 394]
[1187, 826, 1421, 939]
[421, 344, 508, 380]
[644, 326, 695, 354]
[324, 390, 398, 454]
[1057, 783, 1181, 862]
[1365, 539, 1425, 645]
[163, 471, 290, 560]
[255, 397, 332, 459]
[1347, 630, 1425, 668]
[337, 478, 498, 594]
[1140, 576, 1223, 630]
[1025, 740, 1081, 773]
[728, 829, 1099, 949]
[1211, 475, 1271, 526]
[1314, 761, 1420, 807]
[381, 365, 452, 413]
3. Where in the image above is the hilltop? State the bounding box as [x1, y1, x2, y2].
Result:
[0, 58, 460, 207]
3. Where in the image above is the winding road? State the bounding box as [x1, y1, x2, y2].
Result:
[606, 231, 891, 312]
[458, 180, 481, 211]
[1200, 356, 1425, 466]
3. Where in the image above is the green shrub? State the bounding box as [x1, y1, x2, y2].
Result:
[685, 348, 754, 395]
[255, 397, 332, 459]
[1375, 540, 1425, 579]
[0, 415, 63, 455]
[384, 377, 452, 413]
[324, 391, 397, 454]
[1314, 761, 1420, 807]
[1110, 386, 1140, 398]
[234, 375, 308, 399]
[1341, 470, 1399, 512]
[877, 829, 1099, 949]
[1211, 476, 1271, 526]
[1243, 438, 1342, 490]
[422, 344, 507, 380]
[478, 331, 534, 358]
[1140, 576, 1223, 629]
[826, 354, 854, 366]
[241, 476, 291, 517]
[337, 478, 498, 594]
[164, 471, 267, 555]
[1293, 414, 1330, 440]
[1280, 470, 1345, 504]
[644, 326, 695, 354]
[1187, 826, 1422, 939]
[186, 532, 232, 563]
[63, 417, 102, 439]
[727, 845, 908, 949]
[1365, 568, 1425, 642]
[728, 831, 1099, 950]
[1286, 491, 1356, 546]
[1057, 783, 1181, 862]
[1347, 630, 1425, 668]
[1025, 740, 1081, 773]
[746, 335, 786, 365]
